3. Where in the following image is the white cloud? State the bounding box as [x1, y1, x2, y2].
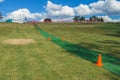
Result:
[90, 0, 120, 15]
[0, 0, 4, 3]
[90, 1, 105, 10]
[33, 13, 43, 18]
[74, 4, 93, 16]
[44, 1, 75, 19]
[44, 0, 120, 22]
[52, 17, 74, 22]
[101, 15, 120, 22]
[2, 0, 120, 22]
[3, 8, 42, 23]
[101, 16, 113, 22]
[44, 0, 120, 21]
[46, 1, 62, 11]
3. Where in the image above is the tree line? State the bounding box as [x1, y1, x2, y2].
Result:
[73, 16, 104, 22]
[0, 12, 104, 23]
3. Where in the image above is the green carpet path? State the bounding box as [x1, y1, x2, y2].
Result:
[34, 24, 120, 76]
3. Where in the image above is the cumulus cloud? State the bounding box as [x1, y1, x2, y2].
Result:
[90, 0, 120, 15]
[74, 0, 120, 15]
[2, 0, 120, 22]
[3, 8, 42, 23]
[74, 4, 93, 15]
[101, 16, 113, 22]
[100, 15, 120, 22]
[44, 0, 120, 21]
[0, 0, 4, 3]
[43, 0, 120, 22]
[44, 1, 75, 19]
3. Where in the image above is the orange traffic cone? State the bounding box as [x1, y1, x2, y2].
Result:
[96, 54, 103, 67]
[62, 37, 65, 41]
[48, 37, 51, 41]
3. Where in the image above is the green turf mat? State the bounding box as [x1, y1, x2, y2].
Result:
[34, 24, 120, 76]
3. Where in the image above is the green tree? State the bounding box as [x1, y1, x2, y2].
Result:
[92, 16, 97, 21]
[73, 16, 85, 22]
[100, 17, 104, 22]
[79, 16, 85, 22]
[73, 16, 80, 22]
[89, 16, 104, 22]
[0, 12, 3, 20]
[89, 17, 92, 21]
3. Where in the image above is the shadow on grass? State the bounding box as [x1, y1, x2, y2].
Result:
[98, 40, 120, 45]
[78, 41, 120, 57]
[97, 40, 120, 57]
[34, 24, 120, 76]
[105, 31, 120, 37]
[78, 42, 101, 50]
[51, 40, 120, 76]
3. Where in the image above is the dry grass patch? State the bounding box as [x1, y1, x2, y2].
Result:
[3, 39, 36, 45]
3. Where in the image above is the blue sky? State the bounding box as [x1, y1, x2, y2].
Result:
[0, 0, 98, 14]
[0, 0, 120, 22]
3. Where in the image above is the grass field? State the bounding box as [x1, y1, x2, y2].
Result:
[0, 22, 120, 80]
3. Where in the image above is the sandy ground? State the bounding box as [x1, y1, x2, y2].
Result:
[3, 39, 36, 45]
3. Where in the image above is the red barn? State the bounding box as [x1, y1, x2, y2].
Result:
[44, 18, 52, 23]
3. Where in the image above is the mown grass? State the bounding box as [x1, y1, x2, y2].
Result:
[0, 22, 120, 80]
[38, 22, 120, 58]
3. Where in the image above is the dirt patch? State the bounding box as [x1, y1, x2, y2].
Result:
[3, 39, 36, 45]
